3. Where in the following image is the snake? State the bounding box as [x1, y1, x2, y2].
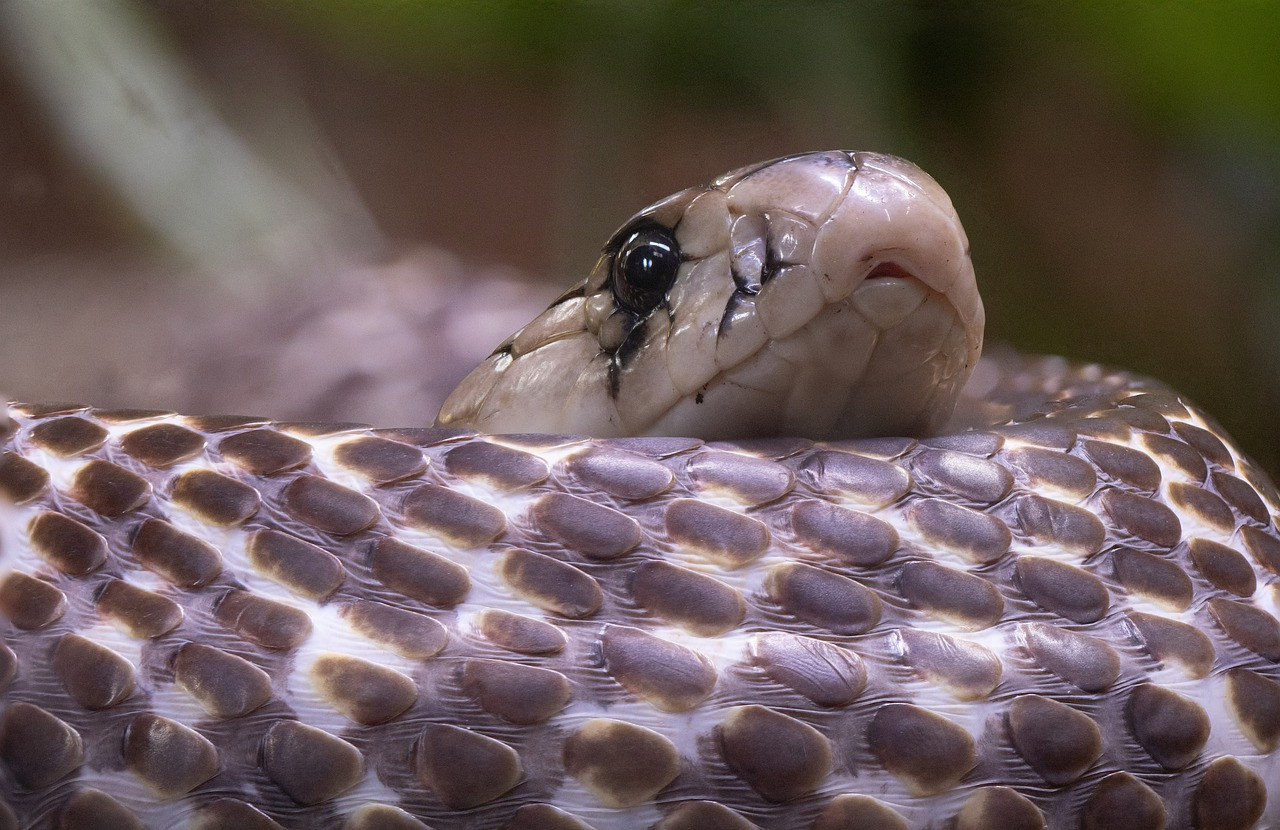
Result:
[0, 150, 1277, 830]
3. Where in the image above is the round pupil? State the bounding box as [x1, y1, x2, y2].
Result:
[622, 235, 678, 290]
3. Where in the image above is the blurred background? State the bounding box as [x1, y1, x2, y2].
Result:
[1, 1, 1278, 471]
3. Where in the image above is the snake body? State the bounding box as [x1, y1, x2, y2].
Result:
[1, 153, 1278, 829]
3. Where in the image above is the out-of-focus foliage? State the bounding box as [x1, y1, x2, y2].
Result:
[266, 1, 1280, 137]
[1070, 2, 1280, 141]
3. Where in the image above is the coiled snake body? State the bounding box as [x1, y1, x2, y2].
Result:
[1, 152, 1277, 829]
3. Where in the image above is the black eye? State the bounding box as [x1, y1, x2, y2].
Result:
[611, 225, 681, 314]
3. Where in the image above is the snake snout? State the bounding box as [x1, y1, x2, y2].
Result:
[642, 152, 983, 439]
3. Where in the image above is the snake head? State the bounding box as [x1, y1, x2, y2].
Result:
[438, 151, 983, 440]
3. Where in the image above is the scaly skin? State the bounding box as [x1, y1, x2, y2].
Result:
[0, 154, 1277, 829]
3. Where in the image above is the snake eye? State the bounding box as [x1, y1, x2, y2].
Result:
[612, 225, 681, 314]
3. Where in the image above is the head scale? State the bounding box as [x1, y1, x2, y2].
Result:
[438, 151, 983, 440]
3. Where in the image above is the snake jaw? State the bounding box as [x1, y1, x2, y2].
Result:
[437, 151, 983, 440]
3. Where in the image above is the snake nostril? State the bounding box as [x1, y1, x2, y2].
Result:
[866, 261, 914, 281]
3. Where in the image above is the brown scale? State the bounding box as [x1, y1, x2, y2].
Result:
[218, 427, 313, 475]
[1081, 772, 1166, 830]
[95, 578, 184, 638]
[787, 500, 898, 567]
[261, 719, 366, 806]
[910, 448, 1013, 504]
[414, 723, 522, 810]
[346, 803, 431, 830]
[0, 702, 83, 789]
[1080, 439, 1162, 492]
[370, 537, 471, 608]
[1196, 756, 1268, 830]
[795, 448, 912, 506]
[173, 642, 273, 719]
[658, 800, 758, 830]
[1019, 622, 1121, 692]
[1126, 610, 1216, 678]
[925, 425, 1006, 452]
[1002, 444, 1096, 498]
[1111, 547, 1194, 610]
[0, 452, 50, 503]
[719, 704, 832, 803]
[27, 511, 108, 575]
[118, 422, 207, 468]
[401, 482, 507, 547]
[1168, 481, 1236, 532]
[898, 560, 1005, 629]
[1013, 555, 1110, 622]
[478, 608, 568, 655]
[461, 658, 571, 724]
[663, 498, 770, 568]
[896, 628, 1002, 700]
[69, 459, 151, 516]
[1208, 597, 1280, 660]
[684, 450, 795, 505]
[600, 624, 717, 712]
[1126, 682, 1211, 770]
[215, 589, 313, 650]
[563, 718, 681, 808]
[61, 788, 145, 830]
[341, 600, 448, 660]
[132, 518, 223, 588]
[631, 559, 745, 636]
[867, 703, 976, 796]
[763, 561, 882, 635]
[560, 446, 675, 500]
[955, 787, 1043, 830]
[337, 436, 430, 485]
[311, 653, 418, 726]
[0, 572, 66, 630]
[194, 798, 283, 829]
[443, 440, 547, 489]
[530, 492, 643, 561]
[1, 369, 1279, 829]
[52, 633, 136, 710]
[122, 713, 220, 797]
[1097, 488, 1183, 548]
[1005, 694, 1102, 786]
[748, 632, 867, 706]
[1189, 536, 1258, 596]
[170, 468, 262, 526]
[30, 416, 108, 458]
[505, 803, 593, 830]
[282, 474, 380, 536]
[1226, 667, 1280, 752]
[497, 548, 603, 618]
[1216, 469, 1271, 523]
[814, 795, 910, 830]
[905, 497, 1012, 563]
[248, 528, 348, 600]
[1009, 492, 1106, 555]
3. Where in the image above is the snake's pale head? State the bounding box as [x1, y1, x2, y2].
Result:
[438, 151, 983, 439]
